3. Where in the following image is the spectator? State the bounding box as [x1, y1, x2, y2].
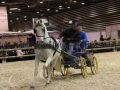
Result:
[15, 45, 25, 58]
[16, 49, 25, 57]
[76, 25, 88, 52]
[28, 33, 36, 47]
[107, 35, 111, 40]
[100, 35, 104, 41]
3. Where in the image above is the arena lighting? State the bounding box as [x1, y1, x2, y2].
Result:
[16, 18, 19, 20]
[55, 10, 58, 12]
[25, 19, 27, 20]
[40, 1, 43, 3]
[67, 6, 70, 9]
[59, 7, 63, 9]
[47, 9, 50, 11]
[9, 12, 12, 13]
[1, 1, 5, 3]
[73, 1, 76, 3]
[40, 10, 42, 11]
[59, 5, 62, 8]
[81, 2, 85, 5]
[37, 12, 39, 13]
[69, 20, 72, 24]
[10, 8, 18, 10]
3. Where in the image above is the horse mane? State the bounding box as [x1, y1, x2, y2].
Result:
[49, 35, 59, 55]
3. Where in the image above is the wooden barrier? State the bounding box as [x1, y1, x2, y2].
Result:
[0, 40, 120, 63]
[4, 54, 35, 59]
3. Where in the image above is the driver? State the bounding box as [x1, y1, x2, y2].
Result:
[58, 21, 80, 54]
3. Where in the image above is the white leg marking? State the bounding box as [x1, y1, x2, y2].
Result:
[31, 57, 40, 88]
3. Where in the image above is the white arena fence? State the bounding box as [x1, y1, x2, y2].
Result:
[0, 40, 120, 63]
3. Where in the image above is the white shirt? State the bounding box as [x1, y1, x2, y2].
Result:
[16, 50, 25, 56]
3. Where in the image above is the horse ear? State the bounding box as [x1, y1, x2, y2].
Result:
[34, 21, 36, 24]
[40, 20, 42, 23]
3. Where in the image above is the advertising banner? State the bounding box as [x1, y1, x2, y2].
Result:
[0, 6, 8, 32]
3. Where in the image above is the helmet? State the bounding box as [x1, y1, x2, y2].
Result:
[73, 22, 79, 26]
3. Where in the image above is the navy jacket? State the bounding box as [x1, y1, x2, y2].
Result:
[59, 27, 80, 42]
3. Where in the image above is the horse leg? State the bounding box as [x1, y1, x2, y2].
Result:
[45, 61, 55, 84]
[46, 56, 60, 84]
[43, 57, 51, 78]
[43, 55, 55, 84]
[30, 58, 39, 90]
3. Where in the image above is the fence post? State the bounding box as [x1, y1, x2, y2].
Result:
[114, 40, 117, 52]
[2, 48, 6, 63]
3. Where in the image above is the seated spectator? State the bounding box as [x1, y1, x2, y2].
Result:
[28, 33, 36, 47]
[13, 46, 25, 61]
[16, 49, 25, 57]
[94, 40, 100, 48]
[106, 35, 111, 40]
[100, 35, 104, 41]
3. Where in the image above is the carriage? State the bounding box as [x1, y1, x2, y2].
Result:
[60, 48, 98, 78]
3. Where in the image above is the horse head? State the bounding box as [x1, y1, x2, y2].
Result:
[34, 19, 48, 41]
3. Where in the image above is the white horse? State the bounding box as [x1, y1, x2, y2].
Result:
[30, 19, 62, 90]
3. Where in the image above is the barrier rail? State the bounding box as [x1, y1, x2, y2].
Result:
[0, 40, 120, 63]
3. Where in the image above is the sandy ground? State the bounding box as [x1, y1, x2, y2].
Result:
[0, 52, 120, 90]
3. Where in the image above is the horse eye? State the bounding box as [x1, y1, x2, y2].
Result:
[34, 29, 36, 33]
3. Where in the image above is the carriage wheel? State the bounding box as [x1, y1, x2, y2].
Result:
[61, 64, 69, 76]
[91, 56, 98, 74]
[51, 69, 54, 78]
[80, 57, 87, 78]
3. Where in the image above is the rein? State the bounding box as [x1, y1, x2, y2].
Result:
[36, 35, 50, 40]
[34, 24, 59, 56]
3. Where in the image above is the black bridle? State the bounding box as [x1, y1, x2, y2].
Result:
[34, 24, 50, 40]
[34, 24, 60, 56]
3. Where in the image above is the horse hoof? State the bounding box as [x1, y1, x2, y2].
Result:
[45, 82, 51, 86]
[30, 86, 34, 90]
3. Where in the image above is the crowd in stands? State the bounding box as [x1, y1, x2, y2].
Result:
[0, 34, 120, 63]
[0, 41, 35, 63]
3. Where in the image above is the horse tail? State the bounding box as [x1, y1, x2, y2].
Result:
[54, 56, 62, 72]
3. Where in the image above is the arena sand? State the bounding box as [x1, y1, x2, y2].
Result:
[0, 52, 120, 90]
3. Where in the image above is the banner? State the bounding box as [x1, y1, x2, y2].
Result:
[0, 6, 8, 32]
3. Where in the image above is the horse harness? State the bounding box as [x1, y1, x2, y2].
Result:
[34, 26, 59, 56]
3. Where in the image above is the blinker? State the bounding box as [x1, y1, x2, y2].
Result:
[34, 29, 36, 33]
